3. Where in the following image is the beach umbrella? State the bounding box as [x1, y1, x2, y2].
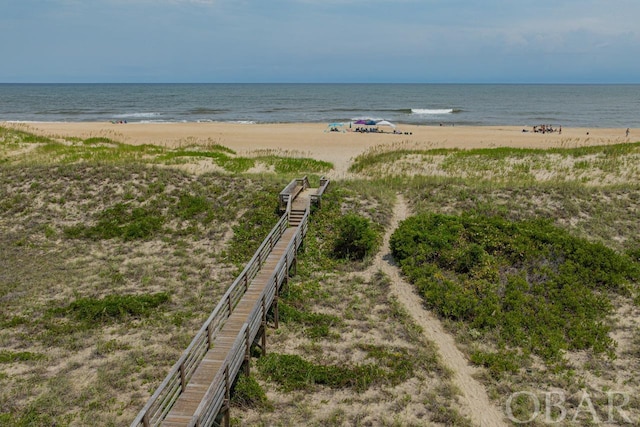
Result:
[353, 119, 369, 125]
[376, 120, 396, 128]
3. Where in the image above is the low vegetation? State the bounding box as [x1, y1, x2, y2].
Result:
[0, 125, 335, 425]
[2, 125, 640, 425]
[0, 125, 332, 175]
[351, 141, 640, 186]
[391, 213, 638, 370]
[331, 213, 379, 261]
[230, 373, 273, 411]
[235, 179, 469, 425]
[50, 292, 171, 325]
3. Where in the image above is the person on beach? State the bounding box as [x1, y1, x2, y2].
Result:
[626, 128, 630, 137]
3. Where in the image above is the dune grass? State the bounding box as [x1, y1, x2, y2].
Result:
[351, 141, 640, 186]
[2, 126, 640, 425]
[0, 125, 333, 175]
[0, 159, 292, 425]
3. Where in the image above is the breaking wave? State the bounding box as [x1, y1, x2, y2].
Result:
[411, 108, 459, 115]
[112, 112, 162, 119]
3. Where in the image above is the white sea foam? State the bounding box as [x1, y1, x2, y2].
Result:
[412, 108, 454, 115]
[2, 84, 638, 127]
[113, 112, 162, 118]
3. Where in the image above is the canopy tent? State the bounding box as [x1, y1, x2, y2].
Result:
[352, 118, 395, 125]
[376, 120, 396, 128]
[353, 119, 378, 126]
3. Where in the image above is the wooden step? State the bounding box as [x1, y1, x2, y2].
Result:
[289, 209, 306, 226]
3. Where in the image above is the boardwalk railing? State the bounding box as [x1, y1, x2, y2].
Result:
[188, 210, 309, 427]
[278, 176, 310, 211]
[310, 176, 330, 208]
[131, 178, 320, 427]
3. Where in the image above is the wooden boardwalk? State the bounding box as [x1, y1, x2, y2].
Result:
[132, 177, 330, 427]
[162, 229, 297, 426]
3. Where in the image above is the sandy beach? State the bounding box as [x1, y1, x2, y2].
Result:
[4, 121, 633, 177]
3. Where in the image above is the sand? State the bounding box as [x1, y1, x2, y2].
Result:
[3, 121, 636, 425]
[370, 195, 508, 426]
[5, 121, 633, 177]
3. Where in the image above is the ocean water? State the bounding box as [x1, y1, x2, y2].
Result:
[0, 83, 639, 128]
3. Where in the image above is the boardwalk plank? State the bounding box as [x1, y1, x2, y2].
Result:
[161, 223, 303, 426]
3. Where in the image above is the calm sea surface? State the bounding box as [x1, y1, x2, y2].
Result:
[0, 84, 639, 128]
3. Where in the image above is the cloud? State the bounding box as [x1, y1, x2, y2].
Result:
[2, 0, 640, 82]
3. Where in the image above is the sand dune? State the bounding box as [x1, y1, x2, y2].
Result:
[7, 122, 632, 177]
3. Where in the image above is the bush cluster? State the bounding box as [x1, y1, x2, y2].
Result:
[390, 213, 639, 365]
[257, 353, 382, 392]
[64, 202, 164, 241]
[278, 302, 340, 339]
[230, 373, 272, 410]
[332, 213, 378, 261]
[50, 292, 170, 325]
[63, 189, 224, 241]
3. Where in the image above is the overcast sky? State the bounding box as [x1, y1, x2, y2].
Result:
[2, 0, 639, 83]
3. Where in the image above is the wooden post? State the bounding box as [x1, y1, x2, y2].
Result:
[244, 328, 251, 376]
[179, 361, 186, 391]
[142, 412, 150, 427]
[207, 323, 212, 350]
[274, 277, 280, 329]
[261, 296, 267, 355]
[224, 366, 230, 400]
[223, 367, 230, 427]
[284, 252, 290, 292]
[292, 256, 297, 276]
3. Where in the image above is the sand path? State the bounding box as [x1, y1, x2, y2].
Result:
[369, 194, 507, 427]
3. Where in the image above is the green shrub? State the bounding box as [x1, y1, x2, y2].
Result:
[257, 353, 382, 392]
[64, 202, 164, 241]
[391, 213, 639, 364]
[0, 351, 45, 363]
[223, 188, 280, 265]
[231, 374, 272, 410]
[470, 350, 521, 379]
[278, 302, 340, 339]
[173, 193, 210, 220]
[257, 345, 424, 393]
[51, 292, 170, 325]
[332, 214, 378, 261]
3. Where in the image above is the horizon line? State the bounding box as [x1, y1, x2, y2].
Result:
[2, 81, 640, 85]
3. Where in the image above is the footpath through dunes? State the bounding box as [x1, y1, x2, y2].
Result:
[131, 177, 330, 427]
[368, 195, 508, 427]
